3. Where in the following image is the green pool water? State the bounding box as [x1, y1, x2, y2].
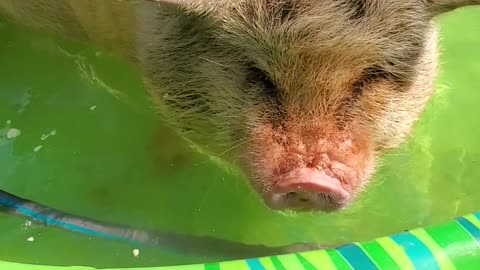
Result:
[0, 7, 479, 269]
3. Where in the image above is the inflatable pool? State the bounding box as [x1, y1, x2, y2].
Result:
[0, 212, 478, 269]
[1, 5, 480, 270]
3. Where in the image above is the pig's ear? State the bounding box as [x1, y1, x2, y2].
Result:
[428, 0, 480, 15]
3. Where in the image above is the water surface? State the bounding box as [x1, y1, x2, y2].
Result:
[0, 8, 479, 268]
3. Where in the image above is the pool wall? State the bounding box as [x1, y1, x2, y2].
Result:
[1, 212, 478, 270]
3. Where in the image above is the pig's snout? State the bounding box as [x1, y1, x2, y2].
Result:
[247, 122, 372, 212]
[264, 168, 350, 212]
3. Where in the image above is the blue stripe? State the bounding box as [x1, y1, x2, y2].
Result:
[0, 196, 135, 243]
[474, 212, 480, 221]
[457, 217, 480, 243]
[246, 259, 266, 270]
[336, 244, 378, 270]
[390, 232, 440, 270]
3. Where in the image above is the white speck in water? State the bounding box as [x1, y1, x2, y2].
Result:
[6, 128, 21, 139]
[6, 120, 11, 125]
[33, 145, 43, 152]
[41, 130, 57, 140]
[27, 237, 34, 242]
[132, 248, 140, 257]
[90, 105, 97, 111]
[25, 220, 32, 227]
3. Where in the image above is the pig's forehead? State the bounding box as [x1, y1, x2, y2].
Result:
[218, 0, 430, 48]
[215, 0, 432, 77]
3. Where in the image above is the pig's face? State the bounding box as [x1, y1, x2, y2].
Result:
[144, 0, 475, 211]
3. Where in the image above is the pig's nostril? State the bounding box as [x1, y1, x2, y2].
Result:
[286, 192, 297, 199]
[285, 191, 310, 203]
[284, 191, 310, 203]
[266, 189, 343, 211]
[299, 197, 309, 203]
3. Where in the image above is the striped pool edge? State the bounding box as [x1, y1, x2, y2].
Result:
[207, 212, 480, 270]
[0, 212, 478, 270]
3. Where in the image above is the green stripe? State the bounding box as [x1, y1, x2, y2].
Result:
[359, 241, 401, 270]
[326, 249, 353, 270]
[205, 263, 221, 270]
[425, 220, 480, 269]
[410, 228, 456, 270]
[274, 254, 305, 269]
[296, 254, 317, 270]
[300, 250, 337, 270]
[257, 257, 277, 270]
[376, 237, 415, 270]
[270, 256, 286, 270]
[219, 260, 251, 270]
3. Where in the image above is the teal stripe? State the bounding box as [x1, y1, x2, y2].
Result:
[0, 197, 131, 243]
[425, 220, 480, 270]
[410, 228, 456, 270]
[327, 250, 353, 270]
[337, 244, 378, 269]
[390, 233, 439, 270]
[360, 241, 401, 270]
[247, 259, 266, 270]
[457, 217, 480, 243]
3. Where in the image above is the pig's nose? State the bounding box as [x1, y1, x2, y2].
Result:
[264, 168, 350, 212]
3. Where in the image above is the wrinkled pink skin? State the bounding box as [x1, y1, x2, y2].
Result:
[241, 120, 375, 211]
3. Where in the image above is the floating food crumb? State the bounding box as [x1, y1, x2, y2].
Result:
[41, 130, 57, 141]
[132, 248, 140, 257]
[90, 105, 97, 111]
[27, 237, 34, 242]
[6, 128, 21, 139]
[33, 145, 43, 152]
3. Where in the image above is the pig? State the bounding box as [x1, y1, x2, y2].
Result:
[0, 0, 478, 212]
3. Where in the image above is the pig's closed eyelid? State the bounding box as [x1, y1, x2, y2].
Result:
[361, 66, 391, 83]
[245, 64, 280, 99]
[352, 66, 392, 95]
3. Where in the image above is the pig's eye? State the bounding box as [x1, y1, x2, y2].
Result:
[352, 66, 389, 96]
[246, 65, 279, 99]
